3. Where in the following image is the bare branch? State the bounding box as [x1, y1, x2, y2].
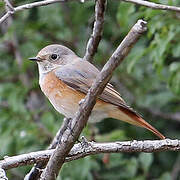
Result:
[40, 19, 147, 180]
[122, 0, 180, 12]
[0, 11, 13, 24]
[0, 0, 68, 24]
[14, 0, 67, 11]
[83, 0, 106, 62]
[0, 139, 180, 170]
[1, 0, 180, 25]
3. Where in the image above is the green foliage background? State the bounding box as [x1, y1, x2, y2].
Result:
[0, 0, 180, 179]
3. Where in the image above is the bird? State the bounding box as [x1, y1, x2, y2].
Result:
[29, 44, 165, 139]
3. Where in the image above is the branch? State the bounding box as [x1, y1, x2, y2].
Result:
[2, 0, 180, 25]
[40, 19, 147, 180]
[0, 139, 179, 170]
[0, 0, 68, 24]
[83, 0, 106, 62]
[122, 0, 180, 12]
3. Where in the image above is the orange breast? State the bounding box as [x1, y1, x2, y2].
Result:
[40, 71, 110, 119]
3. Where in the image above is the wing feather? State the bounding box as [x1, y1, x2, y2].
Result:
[54, 60, 137, 114]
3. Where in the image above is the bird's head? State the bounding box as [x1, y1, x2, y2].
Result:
[29, 44, 77, 73]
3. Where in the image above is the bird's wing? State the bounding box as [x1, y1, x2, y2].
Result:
[54, 60, 134, 112]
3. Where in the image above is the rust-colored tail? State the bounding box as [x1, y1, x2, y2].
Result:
[109, 106, 165, 139]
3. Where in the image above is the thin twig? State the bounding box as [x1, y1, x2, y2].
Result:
[122, 0, 180, 12]
[1, 0, 180, 25]
[40, 19, 147, 180]
[0, 11, 13, 24]
[0, 0, 68, 24]
[83, 0, 106, 62]
[0, 139, 179, 170]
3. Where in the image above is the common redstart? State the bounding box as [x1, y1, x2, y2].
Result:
[29, 44, 165, 139]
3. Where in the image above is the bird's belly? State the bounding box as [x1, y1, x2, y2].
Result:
[48, 86, 85, 118]
[40, 71, 110, 122]
[45, 87, 109, 122]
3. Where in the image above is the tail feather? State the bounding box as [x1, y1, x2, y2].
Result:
[109, 106, 165, 140]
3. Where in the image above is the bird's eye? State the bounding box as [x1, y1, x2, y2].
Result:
[50, 54, 58, 60]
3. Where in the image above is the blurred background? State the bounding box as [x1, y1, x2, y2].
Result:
[0, 0, 180, 179]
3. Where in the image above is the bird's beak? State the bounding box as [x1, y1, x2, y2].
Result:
[28, 57, 42, 62]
